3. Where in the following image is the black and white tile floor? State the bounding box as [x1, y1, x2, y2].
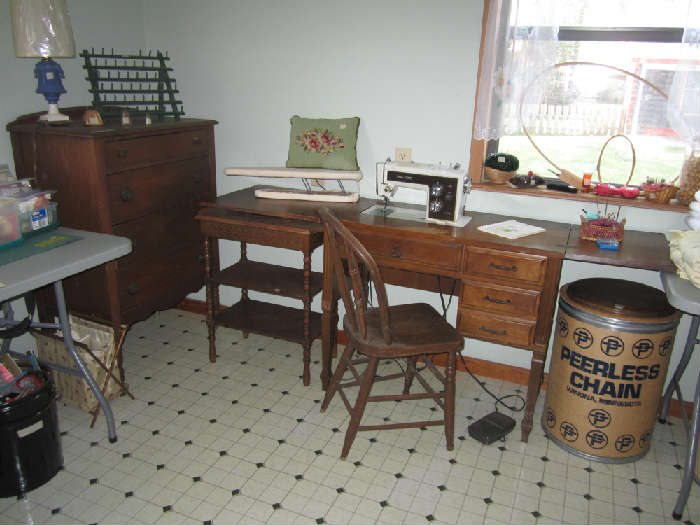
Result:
[0, 308, 697, 524]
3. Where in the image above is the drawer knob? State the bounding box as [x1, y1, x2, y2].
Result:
[127, 283, 140, 296]
[120, 188, 134, 202]
[483, 295, 511, 305]
[117, 149, 129, 158]
[480, 326, 506, 336]
[489, 262, 517, 272]
[391, 244, 402, 258]
[192, 136, 202, 144]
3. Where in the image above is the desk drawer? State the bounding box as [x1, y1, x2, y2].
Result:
[461, 281, 540, 319]
[353, 232, 462, 272]
[104, 129, 210, 172]
[465, 247, 546, 286]
[108, 157, 211, 224]
[457, 308, 534, 348]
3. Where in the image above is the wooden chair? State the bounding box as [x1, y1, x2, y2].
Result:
[318, 207, 464, 459]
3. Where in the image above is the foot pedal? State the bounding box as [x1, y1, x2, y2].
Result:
[468, 411, 516, 445]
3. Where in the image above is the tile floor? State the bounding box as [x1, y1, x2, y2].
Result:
[1, 308, 698, 525]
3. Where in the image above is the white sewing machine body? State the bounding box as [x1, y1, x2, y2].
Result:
[375, 161, 471, 225]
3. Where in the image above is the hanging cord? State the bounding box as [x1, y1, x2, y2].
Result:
[437, 276, 456, 319]
[459, 353, 525, 412]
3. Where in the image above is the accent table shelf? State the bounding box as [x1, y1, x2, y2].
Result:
[213, 259, 323, 299]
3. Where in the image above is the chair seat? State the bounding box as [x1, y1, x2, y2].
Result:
[344, 303, 463, 358]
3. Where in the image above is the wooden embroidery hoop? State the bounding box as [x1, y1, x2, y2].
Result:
[519, 61, 668, 188]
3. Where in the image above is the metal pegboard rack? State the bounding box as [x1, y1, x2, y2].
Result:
[80, 48, 184, 120]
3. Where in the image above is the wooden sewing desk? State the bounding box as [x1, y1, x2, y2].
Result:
[198, 187, 675, 442]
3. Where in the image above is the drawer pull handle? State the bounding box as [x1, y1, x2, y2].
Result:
[117, 149, 128, 158]
[489, 262, 517, 272]
[127, 283, 140, 296]
[484, 295, 511, 305]
[120, 188, 134, 202]
[391, 245, 402, 258]
[192, 136, 202, 144]
[480, 326, 506, 336]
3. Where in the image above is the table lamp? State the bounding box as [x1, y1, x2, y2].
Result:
[10, 0, 76, 122]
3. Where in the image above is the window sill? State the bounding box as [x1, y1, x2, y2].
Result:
[472, 182, 690, 213]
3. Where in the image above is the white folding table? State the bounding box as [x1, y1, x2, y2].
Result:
[0, 227, 131, 442]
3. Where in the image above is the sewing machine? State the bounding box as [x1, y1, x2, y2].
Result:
[368, 160, 471, 226]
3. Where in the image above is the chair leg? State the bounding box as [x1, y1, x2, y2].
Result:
[403, 356, 419, 394]
[341, 356, 379, 459]
[444, 350, 456, 451]
[660, 315, 700, 425]
[673, 367, 700, 520]
[321, 343, 355, 413]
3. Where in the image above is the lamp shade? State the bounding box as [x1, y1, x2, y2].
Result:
[10, 0, 75, 58]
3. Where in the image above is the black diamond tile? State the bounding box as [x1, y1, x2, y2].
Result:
[125, 491, 133, 498]
[484, 497, 492, 504]
[157, 464, 165, 470]
[315, 450, 323, 455]
[466, 415, 473, 420]
[395, 473, 403, 479]
[332, 428, 340, 433]
[491, 470, 500, 476]
[380, 500, 389, 507]
[204, 521, 213, 525]
[670, 441, 678, 447]
[532, 511, 541, 518]
[232, 489, 240, 496]
[674, 464, 683, 470]
[316, 519, 325, 524]
[426, 514, 435, 522]
[193, 476, 201, 482]
[120, 420, 129, 425]
[172, 384, 179, 388]
[437, 485, 447, 491]
[449, 459, 457, 464]
[458, 435, 466, 441]
[152, 430, 159, 436]
[498, 446, 506, 451]
[60, 431, 68, 436]
[420, 426, 427, 431]
[258, 348, 264, 352]
[201, 392, 209, 396]
[282, 391, 289, 395]
[167, 361, 174, 365]
[583, 494, 593, 500]
[209, 418, 217, 423]
[163, 505, 172, 512]
[256, 463, 264, 468]
[264, 408, 271, 413]
[353, 461, 361, 467]
[148, 401, 155, 406]
[90, 441, 98, 447]
[219, 450, 227, 456]
[408, 448, 416, 454]
[89, 478, 98, 485]
[243, 428, 250, 433]
[383, 417, 391, 422]
[473, 397, 480, 402]
[251, 383, 258, 387]
[194, 369, 201, 373]
[536, 481, 545, 488]
[269, 368, 275, 372]
[51, 508, 60, 515]
[540, 456, 549, 462]
[369, 438, 377, 443]
[278, 439, 286, 444]
[272, 503, 281, 510]
[295, 474, 303, 480]
[177, 409, 185, 415]
[630, 478, 640, 484]
[633, 506, 643, 513]
[297, 418, 304, 423]
[241, 361, 247, 365]
[185, 440, 193, 445]
[222, 375, 229, 379]
[584, 467, 594, 473]
[232, 400, 238, 404]
[122, 453, 131, 458]
[336, 487, 344, 493]
[144, 376, 151, 380]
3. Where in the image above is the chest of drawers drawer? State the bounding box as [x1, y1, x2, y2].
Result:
[461, 281, 540, 319]
[107, 157, 211, 224]
[104, 129, 211, 173]
[465, 246, 546, 286]
[353, 231, 462, 273]
[457, 308, 535, 348]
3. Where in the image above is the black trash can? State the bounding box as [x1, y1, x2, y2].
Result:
[0, 368, 63, 497]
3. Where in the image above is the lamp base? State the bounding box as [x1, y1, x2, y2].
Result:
[39, 104, 69, 122]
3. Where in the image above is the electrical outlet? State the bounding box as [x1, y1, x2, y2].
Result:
[395, 147, 412, 163]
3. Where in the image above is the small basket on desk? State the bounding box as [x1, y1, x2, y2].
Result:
[642, 184, 679, 204]
[580, 216, 626, 242]
[484, 167, 515, 185]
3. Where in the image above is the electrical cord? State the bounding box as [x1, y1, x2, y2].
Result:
[459, 353, 525, 413]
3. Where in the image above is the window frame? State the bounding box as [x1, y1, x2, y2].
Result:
[468, 0, 692, 211]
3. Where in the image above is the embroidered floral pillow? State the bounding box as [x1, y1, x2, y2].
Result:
[286, 115, 360, 170]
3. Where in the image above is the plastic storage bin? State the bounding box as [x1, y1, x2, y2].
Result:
[0, 369, 63, 497]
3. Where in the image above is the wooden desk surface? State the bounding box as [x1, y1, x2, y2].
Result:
[206, 187, 676, 272]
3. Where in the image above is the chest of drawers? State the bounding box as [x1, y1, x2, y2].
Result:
[7, 108, 217, 327]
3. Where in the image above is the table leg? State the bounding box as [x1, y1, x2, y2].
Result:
[673, 367, 700, 520]
[521, 351, 545, 442]
[204, 236, 217, 362]
[302, 250, 311, 386]
[54, 280, 117, 443]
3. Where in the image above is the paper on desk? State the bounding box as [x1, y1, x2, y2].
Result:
[478, 220, 545, 239]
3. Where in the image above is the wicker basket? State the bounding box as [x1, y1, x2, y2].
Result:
[642, 184, 679, 204]
[580, 216, 626, 242]
[484, 167, 515, 184]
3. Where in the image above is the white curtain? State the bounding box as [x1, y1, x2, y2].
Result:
[666, 25, 700, 147]
[472, 0, 559, 140]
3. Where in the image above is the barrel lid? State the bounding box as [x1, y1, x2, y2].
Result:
[561, 278, 679, 323]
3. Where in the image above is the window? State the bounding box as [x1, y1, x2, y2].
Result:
[472, 0, 699, 192]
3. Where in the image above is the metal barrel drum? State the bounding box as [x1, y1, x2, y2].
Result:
[543, 278, 681, 463]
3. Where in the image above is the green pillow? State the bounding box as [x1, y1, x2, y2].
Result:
[286, 115, 360, 170]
